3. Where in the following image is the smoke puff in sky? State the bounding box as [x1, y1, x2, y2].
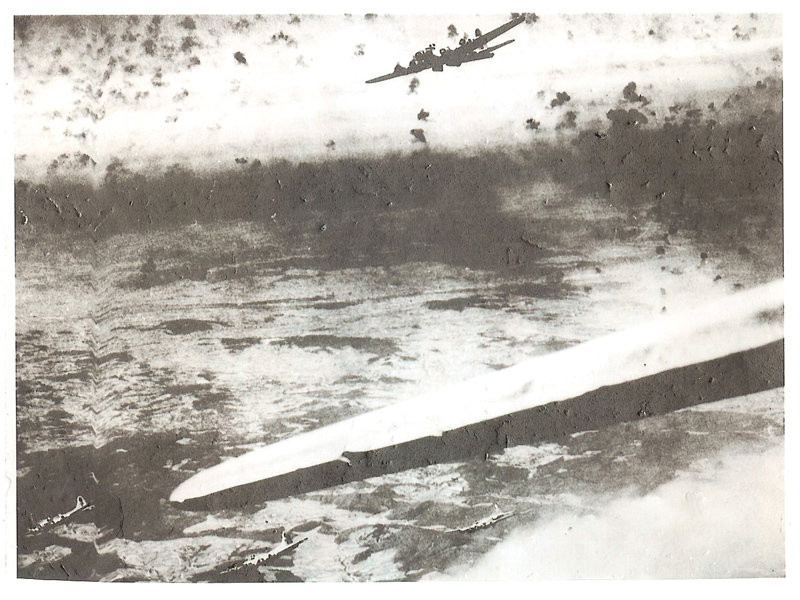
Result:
[623, 81, 649, 104]
[550, 91, 572, 107]
[429, 443, 784, 580]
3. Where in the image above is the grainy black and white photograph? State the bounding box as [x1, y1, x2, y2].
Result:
[11, 6, 786, 583]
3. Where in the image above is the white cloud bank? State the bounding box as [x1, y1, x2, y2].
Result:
[430, 443, 784, 580]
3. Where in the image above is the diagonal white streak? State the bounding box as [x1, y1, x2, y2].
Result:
[171, 278, 783, 502]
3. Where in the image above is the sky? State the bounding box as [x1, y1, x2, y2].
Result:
[13, 10, 782, 182]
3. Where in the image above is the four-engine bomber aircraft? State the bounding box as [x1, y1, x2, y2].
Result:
[366, 15, 525, 84]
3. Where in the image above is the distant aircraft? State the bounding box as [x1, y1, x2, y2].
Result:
[366, 15, 525, 84]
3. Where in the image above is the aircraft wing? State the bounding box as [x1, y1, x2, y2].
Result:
[366, 62, 430, 84]
[171, 279, 783, 506]
[461, 15, 525, 53]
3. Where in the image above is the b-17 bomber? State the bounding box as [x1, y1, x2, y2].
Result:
[366, 15, 525, 84]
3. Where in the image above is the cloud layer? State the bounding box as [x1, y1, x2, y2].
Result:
[431, 443, 784, 580]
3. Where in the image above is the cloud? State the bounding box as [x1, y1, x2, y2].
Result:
[556, 110, 577, 130]
[431, 444, 784, 580]
[178, 16, 196, 31]
[606, 107, 648, 128]
[270, 30, 296, 46]
[47, 151, 97, 174]
[525, 118, 540, 130]
[511, 13, 540, 25]
[550, 91, 571, 107]
[622, 81, 649, 104]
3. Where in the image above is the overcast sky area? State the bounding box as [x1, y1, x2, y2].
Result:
[13, 10, 782, 182]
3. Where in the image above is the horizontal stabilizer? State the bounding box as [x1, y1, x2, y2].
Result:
[484, 39, 515, 53]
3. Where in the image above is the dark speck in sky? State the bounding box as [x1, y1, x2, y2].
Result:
[606, 107, 649, 128]
[179, 16, 196, 30]
[234, 51, 247, 65]
[551, 91, 571, 107]
[556, 111, 578, 130]
[181, 36, 199, 53]
[410, 129, 427, 143]
[151, 68, 164, 86]
[271, 31, 295, 45]
[233, 18, 251, 31]
[623, 81, 649, 105]
[511, 12, 540, 25]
